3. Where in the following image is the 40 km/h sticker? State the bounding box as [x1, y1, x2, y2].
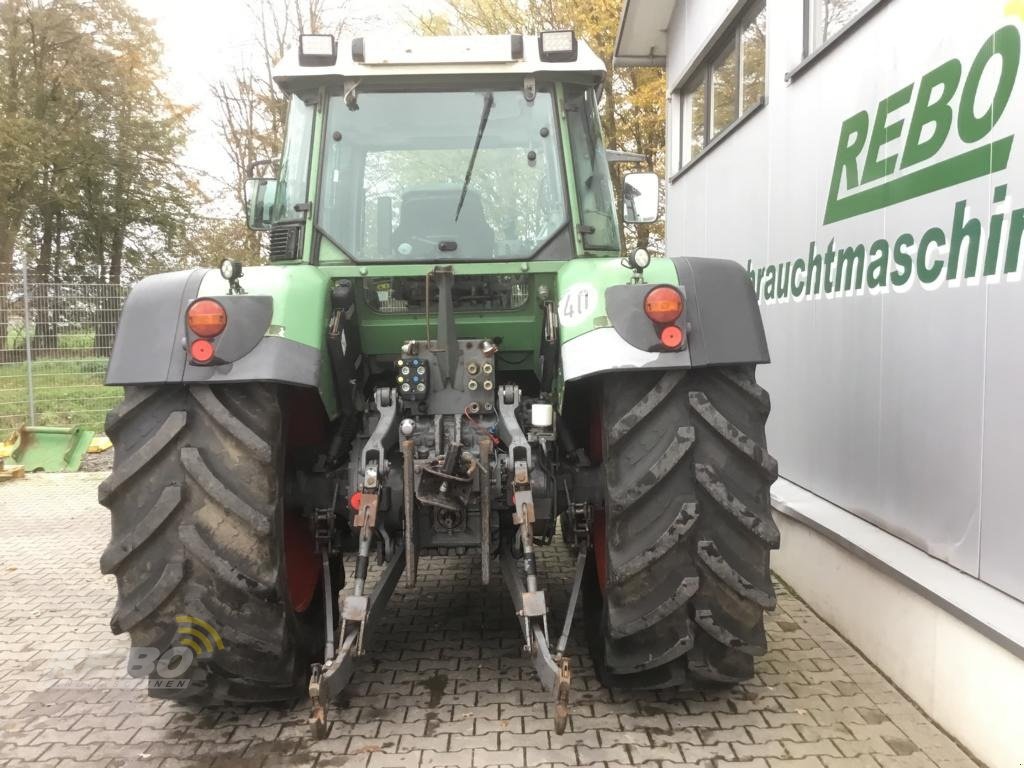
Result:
[558, 284, 597, 327]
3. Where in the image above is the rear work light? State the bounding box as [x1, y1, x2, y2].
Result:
[643, 287, 684, 324]
[187, 299, 227, 338]
[539, 30, 578, 62]
[299, 34, 337, 67]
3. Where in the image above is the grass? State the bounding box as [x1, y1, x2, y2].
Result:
[0, 356, 121, 433]
[57, 331, 97, 350]
[5, 328, 101, 351]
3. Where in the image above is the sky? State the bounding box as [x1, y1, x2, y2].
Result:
[126, 0, 446, 209]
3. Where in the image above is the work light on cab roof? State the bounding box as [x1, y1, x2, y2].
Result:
[298, 29, 580, 65]
[538, 30, 577, 62]
[299, 34, 337, 66]
[279, 29, 600, 85]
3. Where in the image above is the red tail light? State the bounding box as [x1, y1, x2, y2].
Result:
[190, 339, 215, 363]
[660, 325, 684, 349]
[644, 287, 684, 323]
[187, 299, 227, 338]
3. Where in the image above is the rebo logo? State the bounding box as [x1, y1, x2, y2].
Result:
[824, 24, 1021, 225]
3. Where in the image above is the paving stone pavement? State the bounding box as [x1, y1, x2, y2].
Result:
[0, 473, 981, 768]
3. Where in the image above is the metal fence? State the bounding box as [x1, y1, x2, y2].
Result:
[0, 274, 129, 434]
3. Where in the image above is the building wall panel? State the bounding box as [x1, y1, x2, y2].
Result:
[661, 0, 1024, 597]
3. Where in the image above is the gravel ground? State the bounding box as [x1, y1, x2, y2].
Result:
[78, 447, 114, 474]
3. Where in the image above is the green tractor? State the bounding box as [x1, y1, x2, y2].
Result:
[99, 30, 778, 737]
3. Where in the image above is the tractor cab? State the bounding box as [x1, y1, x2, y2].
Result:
[246, 32, 624, 265]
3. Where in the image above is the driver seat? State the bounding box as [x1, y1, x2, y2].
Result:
[393, 186, 495, 258]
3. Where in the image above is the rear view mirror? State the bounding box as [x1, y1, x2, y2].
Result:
[622, 171, 660, 224]
[245, 178, 278, 231]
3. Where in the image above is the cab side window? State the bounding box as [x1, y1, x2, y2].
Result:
[564, 87, 620, 252]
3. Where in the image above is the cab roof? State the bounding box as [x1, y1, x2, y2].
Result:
[273, 33, 606, 88]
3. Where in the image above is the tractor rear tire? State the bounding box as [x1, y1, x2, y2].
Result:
[98, 383, 331, 703]
[584, 366, 779, 689]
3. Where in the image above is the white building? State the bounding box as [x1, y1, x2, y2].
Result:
[615, 2, 1024, 765]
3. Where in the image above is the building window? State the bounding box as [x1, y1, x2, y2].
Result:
[806, 0, 873, 54]
[682, 80, 706, 161]
[678, 2, 766, 168]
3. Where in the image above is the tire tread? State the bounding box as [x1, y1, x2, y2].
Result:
[586, 366, 777, 691]
[100, 383, 322, 704]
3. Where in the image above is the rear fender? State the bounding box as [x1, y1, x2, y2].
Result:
[105, 265, 335, 417]
[556, 257, 769, 383]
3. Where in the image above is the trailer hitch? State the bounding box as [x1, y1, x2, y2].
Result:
[499, 546, 574, 734]
[308, 541, 405, 738]
[496, 385, 586, 735]
[309, 388, 404, 739]
[309, 458, 405, 738]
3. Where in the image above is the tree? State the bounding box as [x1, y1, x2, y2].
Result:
[210, 0, 350, 262]
[1, 0, 192, 280]
[178, 215, 254, 269]
[0, 0, 194, 357]
[415, 0, 666, 252]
